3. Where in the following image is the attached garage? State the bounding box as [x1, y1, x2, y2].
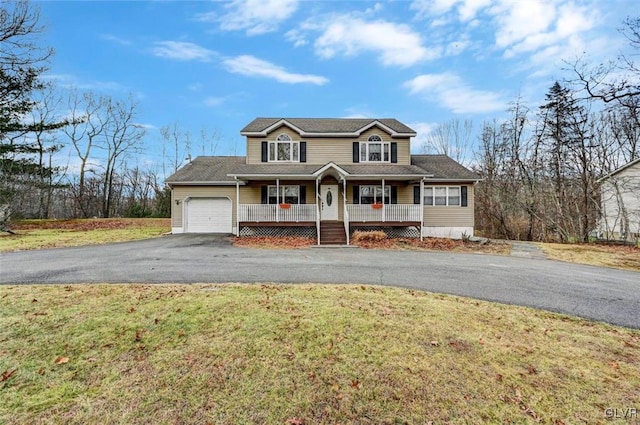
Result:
[184, 197, 232, 233]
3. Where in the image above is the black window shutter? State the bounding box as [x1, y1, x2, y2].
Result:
[261, 186, 268, 204]
[261, 141, 268, 162]
[461, 186, 468, 207]
[299, 185, 306, 204]
[413, 186, 420, 204]
[352, 185, 359, 204]
[353, 142, 360, 163]
[391, 142, 398, 163]
[300, 142, 306, 163]
[391, 186, 398, 204]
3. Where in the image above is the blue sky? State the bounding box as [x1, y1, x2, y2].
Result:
[37, 0, 634, 171]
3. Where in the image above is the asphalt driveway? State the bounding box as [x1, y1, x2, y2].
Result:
[1, 234, 639, 329]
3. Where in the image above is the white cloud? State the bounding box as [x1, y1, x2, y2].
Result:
[42, 74, 127, 92]
[445, 39, 470, 56]
[408, 121, 437, 153]
[492, 1, 557, 50]
[410, 0, 458, 18]
[300, 15, 439, 67]
[404, 72, 506, 114]
[410, 0, 489, 21]
[151, 41, 216, 62]
[100, 34, 132, 46]
[223, 55, 329, 85]
[204, 97, 226, 107]
[136, 123, 157, 130]
[285, 29, 308, 47]
[202, 0, 298, 36]
[411, 0, 600, 67]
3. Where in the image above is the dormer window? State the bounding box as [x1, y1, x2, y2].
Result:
[269, 134, 299, 162]
[360, 135, 390, 162]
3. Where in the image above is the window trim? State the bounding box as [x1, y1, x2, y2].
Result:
[359, 135, 391, 163]
[424, 186, 462, 207]
[267, 185, 301, 205]
[268, 134, 300, 162]
[359, 184, 390, 205]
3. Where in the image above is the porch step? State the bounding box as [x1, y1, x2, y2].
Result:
[320, 221, 347, 245]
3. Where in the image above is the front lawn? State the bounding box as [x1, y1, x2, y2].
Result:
[540, 242, 640, 272]
[1, 284, 638, 424]
[0, 219, 170, 252]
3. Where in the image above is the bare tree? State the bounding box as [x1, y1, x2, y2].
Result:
[159, 122, 191, 178]
[569, 17, 640, 107]
[198, 128, 220, 156]
[421, 118, 474, 166]
[63, 90, 109, 217]
[27, 84, 66, 218]
[98, 95, 146, 217]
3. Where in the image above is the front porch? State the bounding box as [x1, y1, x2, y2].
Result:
[231, 161, 430, 245]
[238, 203, 422, 245]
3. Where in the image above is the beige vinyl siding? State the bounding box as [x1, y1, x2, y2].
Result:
[241, 181, 317, 205]
[396, 185, 414, 204]
[245, 124, 412, 165]
[172, 182, 318, 227]
[345, 183, 413, 205]
[246, 137, 263, 164]
[423, 185, 475, 227]
[171, 186, 238, 228]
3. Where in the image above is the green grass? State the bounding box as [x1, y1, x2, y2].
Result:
[540, 242, 640, 271]
[0, 219, 170, 252]
[1, 284, 638, 424]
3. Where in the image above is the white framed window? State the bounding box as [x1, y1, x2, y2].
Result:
[268, 185, 300, 204]
[360, 185, 390, 205]
[359, 135, 390, 162]
[424, 186, 461, 206]
[269, 134, 299, 162]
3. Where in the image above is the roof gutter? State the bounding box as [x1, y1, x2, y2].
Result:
[166, 181, 246, 186]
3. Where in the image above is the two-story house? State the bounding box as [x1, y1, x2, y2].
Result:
[166, 118, 480, 244]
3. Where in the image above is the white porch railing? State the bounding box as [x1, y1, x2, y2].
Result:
[346, 204, 422, 222]
[239, 204, 317, 222]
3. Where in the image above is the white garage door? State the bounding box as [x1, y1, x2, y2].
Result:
[185, 198, 232, 233]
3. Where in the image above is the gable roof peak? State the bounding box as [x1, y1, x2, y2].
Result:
[241, 117, 416, 137]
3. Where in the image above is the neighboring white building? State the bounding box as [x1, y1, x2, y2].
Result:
[599, 158, 640, 242]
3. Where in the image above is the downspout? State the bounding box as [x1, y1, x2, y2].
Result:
[235, 177, 240, 236]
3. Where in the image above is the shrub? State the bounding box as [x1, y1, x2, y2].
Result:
[352, 230, 387, 244]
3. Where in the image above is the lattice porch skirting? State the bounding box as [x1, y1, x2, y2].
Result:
[350, 226, 421, 239]
[239, 226, 317, 238]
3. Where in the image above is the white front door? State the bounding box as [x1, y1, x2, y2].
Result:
[320, 184, 339, 221]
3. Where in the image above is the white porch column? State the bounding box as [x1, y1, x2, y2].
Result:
[276, 178, 280, 222]
[382, 179, 386, 222]
[235, 178, 240, 236]
[420, 179, 425, 241]
[343, 177, 349, 245]
[316, 177, 320, 245]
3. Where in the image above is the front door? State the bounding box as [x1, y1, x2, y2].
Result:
[320, 184, 339, 220]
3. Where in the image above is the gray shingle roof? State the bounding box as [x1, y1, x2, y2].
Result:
[229, 163, 323, 176]
[241, 118, 416, 135]
[411, 155, 480, 180]
[340, 164, 428, 176]
[165, 156, 245, 184]
[166, 155, 480, 184]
